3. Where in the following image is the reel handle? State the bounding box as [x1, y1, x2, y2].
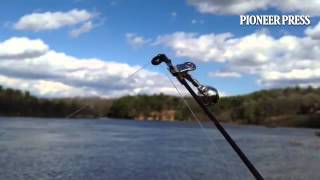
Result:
[151, 54, 171, 65]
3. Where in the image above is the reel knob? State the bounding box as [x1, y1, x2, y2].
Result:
[197, 85, 219, 106]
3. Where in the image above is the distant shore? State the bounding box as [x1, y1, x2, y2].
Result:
[1, 85, 319, 129]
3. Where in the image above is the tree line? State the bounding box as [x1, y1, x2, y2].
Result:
[108, 86, 320, 128]
[0, 85, 319, 128]
[0, 86, 82, 117]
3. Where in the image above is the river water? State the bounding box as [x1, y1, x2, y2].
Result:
[0, 117, 319, 180]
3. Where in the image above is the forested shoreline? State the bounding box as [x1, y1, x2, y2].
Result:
[0, 86, 81, 117]
[0, 85, 319, 128]
[108, 87, 320, 128]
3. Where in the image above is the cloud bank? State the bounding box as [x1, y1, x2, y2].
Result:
[156, 21, 320, 88]
[187, 0, 320, 15]
[0, 37, 177, 98]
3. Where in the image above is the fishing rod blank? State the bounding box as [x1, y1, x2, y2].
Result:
[151, 54, 264, 180]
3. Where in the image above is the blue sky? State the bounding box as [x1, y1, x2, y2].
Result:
[0, 0, 320, 97]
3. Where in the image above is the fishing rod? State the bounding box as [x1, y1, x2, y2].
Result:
[151, 54, 264, 180]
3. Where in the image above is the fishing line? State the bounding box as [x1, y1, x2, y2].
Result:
[164, 71, 235, 179]
[66, 62, 151, 118]
[165, 71, 213, 143]
[65, 105, 88, 118]
[126, 62, 151, 80]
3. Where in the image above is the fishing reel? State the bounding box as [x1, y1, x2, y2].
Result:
[151, 54, 219, 106]
[174, 62, 219, 106]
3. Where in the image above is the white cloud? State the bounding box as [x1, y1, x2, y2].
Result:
[155, 32, 233, 62]
[0, 37, 49, 59]
[14, 9, 96, 32]
[0, 37, 178, 98]
[187, 0, 320, 15]
[305, 21, 320, 39]
[126, 33, 150, 48]
[70, 21, 94, 38]
[0, 75, 91, 97]
[156, 23, 320, 88]
[209, 70, 241, 78]
[171, 12, 177, 17]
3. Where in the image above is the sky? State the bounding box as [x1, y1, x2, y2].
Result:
[0, 0, 320, 98]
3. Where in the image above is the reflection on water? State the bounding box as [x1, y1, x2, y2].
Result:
[0, 117, 319, 180]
